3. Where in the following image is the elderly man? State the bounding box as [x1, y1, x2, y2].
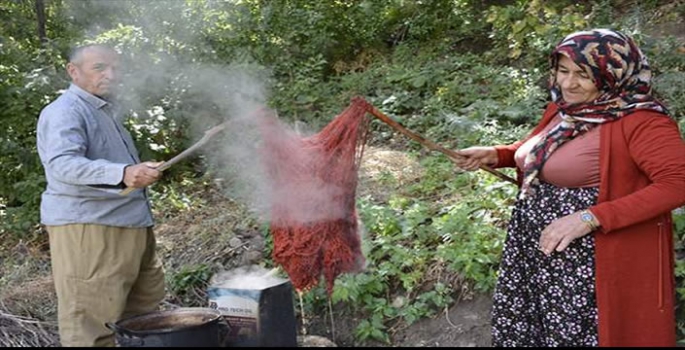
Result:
[36, 44, 165, 347]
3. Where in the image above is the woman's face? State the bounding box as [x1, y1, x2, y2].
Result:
[555, 54, 601, 105]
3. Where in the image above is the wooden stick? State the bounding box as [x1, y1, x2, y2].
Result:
[359, 98, 517, 185]
[119, 121, 229, 196]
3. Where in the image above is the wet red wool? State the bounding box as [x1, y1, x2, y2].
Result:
[257, 98, 372, 294]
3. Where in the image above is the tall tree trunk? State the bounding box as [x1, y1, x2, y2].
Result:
[35, 0, 47, 44]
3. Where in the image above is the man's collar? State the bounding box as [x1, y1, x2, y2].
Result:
[68, 83, 109, 109]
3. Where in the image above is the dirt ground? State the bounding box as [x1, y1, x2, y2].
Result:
[391, 294, 492, 347]
[301, 292, 493, 347]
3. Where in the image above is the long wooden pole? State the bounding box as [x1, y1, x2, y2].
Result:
[360, 97, 517, 185]
[119, 121, 229, 196]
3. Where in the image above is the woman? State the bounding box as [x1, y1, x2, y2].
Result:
[455, 29, 685, 346]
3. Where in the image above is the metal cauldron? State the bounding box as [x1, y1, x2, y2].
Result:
[105, 307, 230, 347]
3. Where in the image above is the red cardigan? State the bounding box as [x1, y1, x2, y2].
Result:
[493, 102, 685, 346]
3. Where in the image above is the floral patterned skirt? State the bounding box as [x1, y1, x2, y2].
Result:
[491, 181, 599, 347]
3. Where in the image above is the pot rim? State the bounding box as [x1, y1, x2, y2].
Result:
[112, 307, 223, 336]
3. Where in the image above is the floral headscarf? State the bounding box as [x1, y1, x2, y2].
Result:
[519, 28, 668, 198]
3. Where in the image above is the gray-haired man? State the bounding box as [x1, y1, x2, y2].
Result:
[37, 44, 165, 346]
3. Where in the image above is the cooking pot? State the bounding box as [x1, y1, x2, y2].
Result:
[105, 307, 229, 347]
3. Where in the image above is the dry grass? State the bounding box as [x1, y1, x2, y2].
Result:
[153, 184, 269, 279]
[0, 273, 59, 347]
[358, 145, 468, 206]
[358, 145, 423, 201]
[0, 311, 59, 347]
[0, 275, 56, 317]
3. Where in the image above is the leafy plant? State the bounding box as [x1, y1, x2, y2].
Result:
[167, 263, 213, 306]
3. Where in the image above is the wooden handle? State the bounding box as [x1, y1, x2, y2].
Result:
[358, 97, 517, 185]
[119, 121, 229, 196]
[119, 185, 137, 196]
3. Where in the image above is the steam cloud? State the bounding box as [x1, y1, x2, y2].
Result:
[67, 0, 348, 224]
[210, 265, 286, 290]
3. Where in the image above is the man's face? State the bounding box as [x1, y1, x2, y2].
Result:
[67, 47, 120, 99]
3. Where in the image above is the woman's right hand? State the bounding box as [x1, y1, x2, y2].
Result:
[453, 146, 498, 171]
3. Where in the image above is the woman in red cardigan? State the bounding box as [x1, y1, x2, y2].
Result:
[455, 29, 685, 346]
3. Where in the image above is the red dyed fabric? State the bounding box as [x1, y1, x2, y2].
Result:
[257, 98, 371, 294]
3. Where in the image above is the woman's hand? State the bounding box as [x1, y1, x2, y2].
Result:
[453, 146, 498, 171]
[538, 212, 595, 256]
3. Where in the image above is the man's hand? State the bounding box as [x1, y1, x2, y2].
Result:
[538, 212, 594, 256]
[122, 161, 163, 189]
[453, 146, 498, 171]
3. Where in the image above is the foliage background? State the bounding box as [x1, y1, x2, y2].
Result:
[1, 0, 684, 345]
